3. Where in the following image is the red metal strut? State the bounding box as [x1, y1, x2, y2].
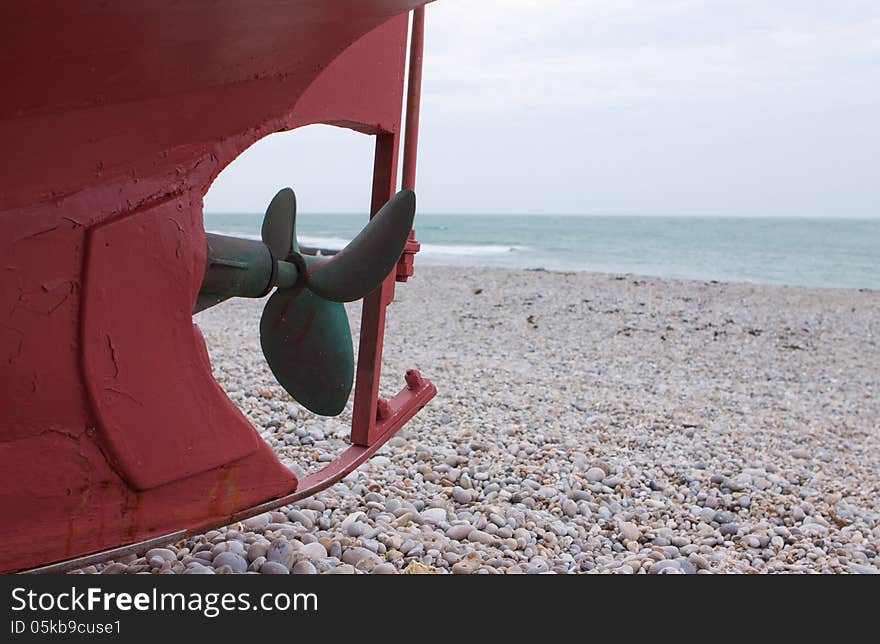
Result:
[351, 6, 434, 449]
[398, 5, 425, 283]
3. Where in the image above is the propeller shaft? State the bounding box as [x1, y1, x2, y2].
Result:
[196, 233, 299, 313]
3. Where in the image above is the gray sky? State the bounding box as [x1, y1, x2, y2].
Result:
[204, 0, 880, 217]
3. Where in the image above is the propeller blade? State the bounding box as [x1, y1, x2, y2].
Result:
[307, 189, 416, 302]
[261, 188, 298, 260]
[259, 287, 353, 416]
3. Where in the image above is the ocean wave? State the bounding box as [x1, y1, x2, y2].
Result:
[206, 230, 262, 241]
[205, 232, 352, 249]
[299, 236, 527, 256]
[420, 243, 526, 256]
[207, 231, 526, 256]
[298, 235, 353, 249]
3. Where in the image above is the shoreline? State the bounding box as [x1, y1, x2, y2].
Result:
[417, 263, 880, 293]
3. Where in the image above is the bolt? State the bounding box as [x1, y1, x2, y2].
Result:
[376, 398, 392, 421]
[405, 369, 423, 390]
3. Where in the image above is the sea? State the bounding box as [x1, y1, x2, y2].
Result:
[204, 213, 880, 291]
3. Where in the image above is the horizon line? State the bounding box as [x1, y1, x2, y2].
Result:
[204, 211, 880, 220]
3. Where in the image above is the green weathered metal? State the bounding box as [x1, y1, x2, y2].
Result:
[194, 186, 416, 416]
[308, 189, 416, 302]
[262, 187, 299, 258]
[260, 287, 353, 416]
[195, 234, 277, 314]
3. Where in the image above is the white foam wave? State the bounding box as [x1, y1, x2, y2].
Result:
[419, 243, 526, 256]
[207, 230, 262, 241]
[298, 235, 352, 249]
[207, 230, 526, 256]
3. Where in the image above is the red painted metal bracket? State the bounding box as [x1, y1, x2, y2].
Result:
[397, 6, 426, 283]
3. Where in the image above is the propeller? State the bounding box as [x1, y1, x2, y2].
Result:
[198, 188, 416, 416]
[259, 188, 415, 415]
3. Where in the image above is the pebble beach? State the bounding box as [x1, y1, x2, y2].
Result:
[77, 266, 879, 574]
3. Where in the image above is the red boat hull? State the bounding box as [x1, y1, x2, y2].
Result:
[0, 1, 429, 572]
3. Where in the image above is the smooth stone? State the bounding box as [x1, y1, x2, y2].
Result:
[347, 522, 366, 537]
[526, 560, 550, 574]
[585, 468, 606, 482]
[299, 542, 328, 561]
[286, 509, 314, 529]
[212, 541, 245, 556]
[243, 513, 271, 531]
[698, 508, 716, 521]
[267, 540, 296, 569]
[260, 561, 290, 575]
[292, 560, 318, 575]
[446, 524, 473, 541]
[688, 553, 710, 570]
[648, 560, 681, 574]
[286, 462, 306, 479]
[452, 560, 479, 574]
[371, 563, 398, 574]
[340, 512, 366, 532]
[342, 547, 382, 569]
[212, 552, 247, 574]
[467, 530, 495, 545]
[145, 548, 176, 563]
[720, 523, 740, 537]
[100, 563, 127, 574]
[452, 487, 472, 504]
[618, 521, 640, 542]
[393, 511, 420, 526]
[420, 508, 447, 525]
[246, 541, 270, 562]
[848, 563, 879, 575]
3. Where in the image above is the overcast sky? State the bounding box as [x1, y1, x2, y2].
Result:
[204, 0, 880, 217]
